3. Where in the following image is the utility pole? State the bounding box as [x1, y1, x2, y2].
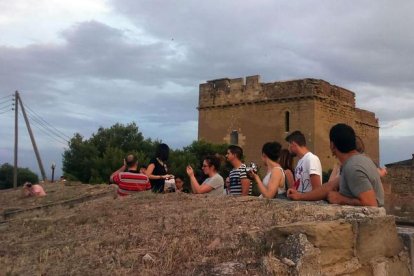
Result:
[13, 91, 18, 188]
[17, 93, 47, 181]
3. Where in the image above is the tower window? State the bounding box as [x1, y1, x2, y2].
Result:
[285, 111, 290, 132]
[230, 130, 239, 145]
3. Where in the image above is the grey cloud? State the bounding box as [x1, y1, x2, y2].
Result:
[2, 1, 414, 177]
[111, 0, 414, 88]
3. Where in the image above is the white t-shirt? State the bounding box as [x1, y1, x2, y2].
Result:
[294, 152, 322, 193]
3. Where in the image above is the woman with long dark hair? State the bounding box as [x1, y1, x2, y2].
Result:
[279, 149, 295, 188]
[146, 143, 173, 193]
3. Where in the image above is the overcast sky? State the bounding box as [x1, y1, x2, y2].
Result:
[1, 0, 413, 179]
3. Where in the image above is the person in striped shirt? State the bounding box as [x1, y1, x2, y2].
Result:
[225, 145, 252, 196]
[110, 154, 151, 196]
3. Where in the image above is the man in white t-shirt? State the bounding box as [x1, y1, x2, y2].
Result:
[285, 131, 322, 193]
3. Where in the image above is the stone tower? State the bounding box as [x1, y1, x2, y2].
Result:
[197, 75, 379, 171]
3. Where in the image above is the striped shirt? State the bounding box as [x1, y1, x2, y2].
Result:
[228, 164, 252, 195]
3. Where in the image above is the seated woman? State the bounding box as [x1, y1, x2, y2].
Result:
[186, 155, 224, 196]
[250, 142, 286, 199]
[22, 182, 46, 197]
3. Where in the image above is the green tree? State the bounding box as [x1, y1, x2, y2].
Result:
[0, 163, 39, 190]
[62, 123, 231, 186]
[63, 122, 157, 184]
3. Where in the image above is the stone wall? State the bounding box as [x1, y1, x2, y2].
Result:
[384, 155, 414, 223]
[198, 75, 379, 171]
[260, 216, 411, 275]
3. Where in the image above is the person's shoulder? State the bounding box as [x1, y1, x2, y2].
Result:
[214, 173, 224, 181]
[307, 151, 321, 161]
[148, 157, 157, 164]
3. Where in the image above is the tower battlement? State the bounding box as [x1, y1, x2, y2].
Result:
[199, 75, 356, 109]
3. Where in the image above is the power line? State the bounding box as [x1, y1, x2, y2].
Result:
[21, 109, 68, 147]
[26, 112, 70, 143]
[25, 112, 69, 144]
[0, 108, 12, 115]
[0, 105, 12, 112]
[23, 103, 71, 140]
[0, 102, 13, 109]
[0, 98, 14, 106]
[0, 94, 13, 101]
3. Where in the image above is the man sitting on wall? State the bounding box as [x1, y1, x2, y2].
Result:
[110, 154, 151, 196]
[287, 123, 384, 207]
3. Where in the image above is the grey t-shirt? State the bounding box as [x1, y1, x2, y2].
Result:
[202, 173, 224, 196]
[340, 154, 384, 206]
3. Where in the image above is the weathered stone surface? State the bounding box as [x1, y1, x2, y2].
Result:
[356, 216, 404, 262]
[321, 257, 361, 275]
[262, 254, 290, 275]
[398, 226, 414, 275]
[269, 220, 354, 266]
[279, 233, 321, 275]
[211, 261, 245, 275]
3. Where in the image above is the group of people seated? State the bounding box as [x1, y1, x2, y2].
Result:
[109, 123, 386, 207]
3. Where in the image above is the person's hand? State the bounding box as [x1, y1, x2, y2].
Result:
[165, 174, 174, 180]
[327, 191, 342, 204]
[186, 165, 194, 177]
[287, 188, 302, 200]
[249, 169, 260, 181]
[378, 167, 387, 178]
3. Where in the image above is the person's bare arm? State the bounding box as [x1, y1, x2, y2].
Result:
[146, 163, 169, 180]
[284, 169, 294, 188]
[186, 165, 214, 194]
[310, 174, 322, 190]
[241, 178, 251, 196]
[327, 189, 378, 207]
[328, 164, 340, 182]
[110, 159, 127, 182]
[288, 178, 339, 201]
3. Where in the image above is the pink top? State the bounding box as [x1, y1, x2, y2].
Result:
[29, 184, 46, 196]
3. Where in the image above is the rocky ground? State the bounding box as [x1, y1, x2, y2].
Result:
[0, 183, 411, 275]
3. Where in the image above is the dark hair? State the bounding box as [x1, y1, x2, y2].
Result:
[329, 124, 356, 153]
[262, 142, 282, 162]
[204, 155, 221, 171]
[279, 149, 293, 171]
[175, 175, 184, 180]
[227, 145, 243, 160]
[355, 136, 365, 154]
[285, 130, 306, 146]
[155, 143, 170, 161]
[125, 154, 138, 167]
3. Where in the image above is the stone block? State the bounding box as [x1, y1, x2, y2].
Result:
[397, 226, 414, 275]
[278, 233, 321, 275]
[355, 216, 404, 262]
[269, 220, 354, 266]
